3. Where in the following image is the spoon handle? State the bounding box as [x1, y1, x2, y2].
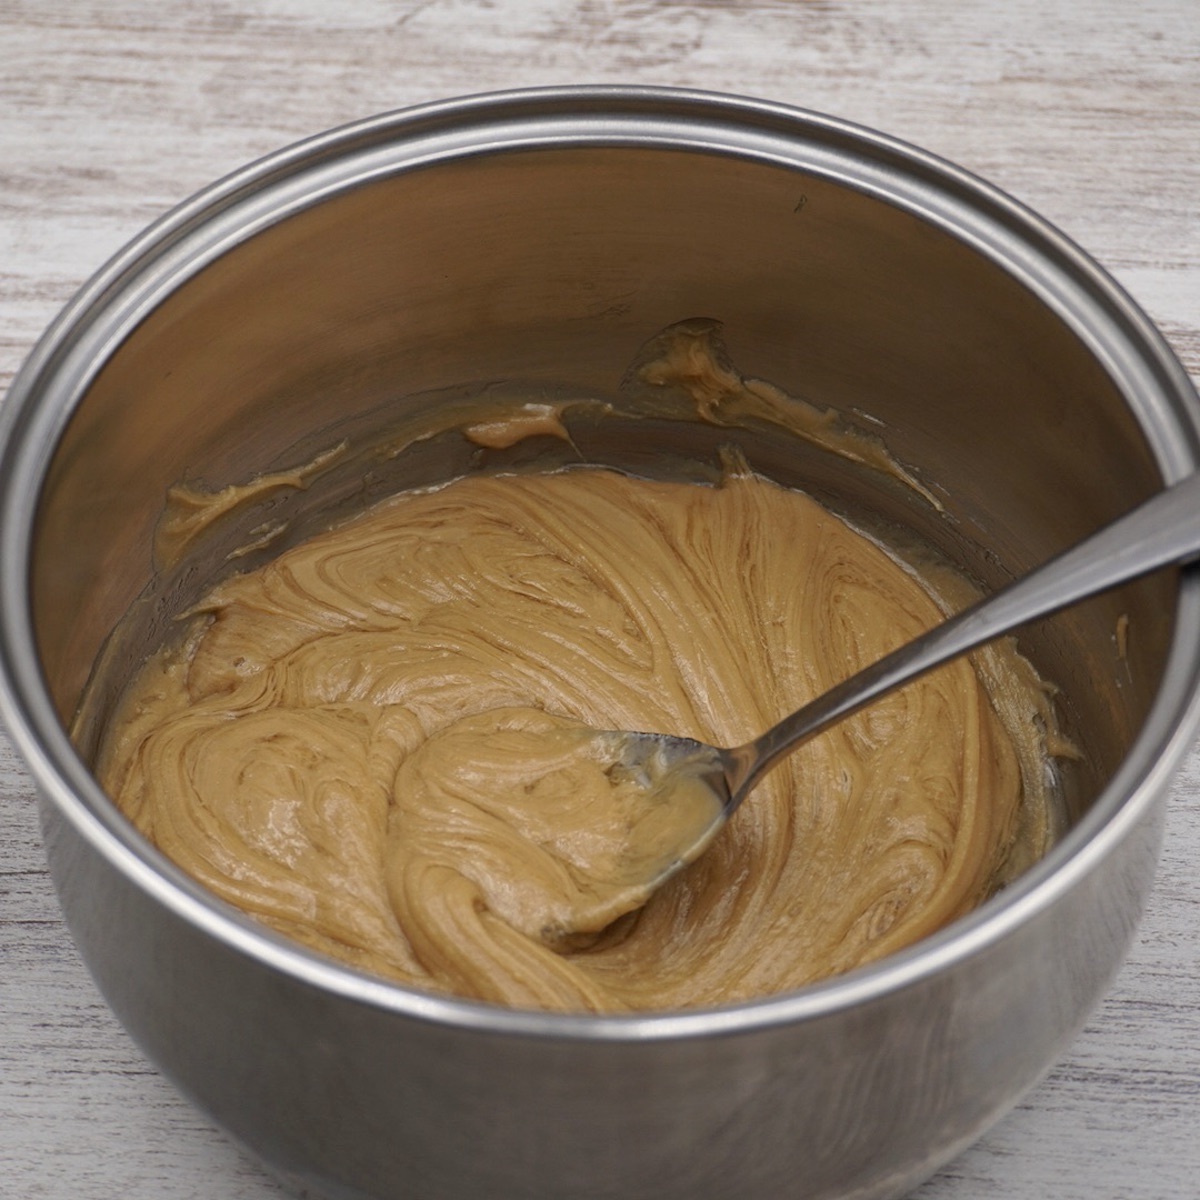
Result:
[725, 470, 1200, 805]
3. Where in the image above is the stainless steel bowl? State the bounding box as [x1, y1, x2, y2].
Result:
[2, 87, 1199, 1200]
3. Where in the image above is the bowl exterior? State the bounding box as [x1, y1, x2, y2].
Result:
[40, 781, 1165, 1200]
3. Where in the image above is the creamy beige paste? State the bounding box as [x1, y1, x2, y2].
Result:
[97, 456, 1056, 1013]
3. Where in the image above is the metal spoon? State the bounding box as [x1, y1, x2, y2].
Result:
[597, 470, 1200, 905]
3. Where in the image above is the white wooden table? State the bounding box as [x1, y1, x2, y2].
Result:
[2, 3, 1197, 1196]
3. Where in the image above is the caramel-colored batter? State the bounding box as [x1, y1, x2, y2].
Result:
[97, 458, 1055, 1013]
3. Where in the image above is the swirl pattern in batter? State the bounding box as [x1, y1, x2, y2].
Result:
[97, 459, 1055, 1012]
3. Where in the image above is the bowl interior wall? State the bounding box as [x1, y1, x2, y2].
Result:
[33, 144, 1174, 822]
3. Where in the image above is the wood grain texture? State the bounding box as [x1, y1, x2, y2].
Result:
[1, 2, 1197, 1196]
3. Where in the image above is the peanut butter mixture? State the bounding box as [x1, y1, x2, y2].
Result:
[97, 459, 1055, 1013]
